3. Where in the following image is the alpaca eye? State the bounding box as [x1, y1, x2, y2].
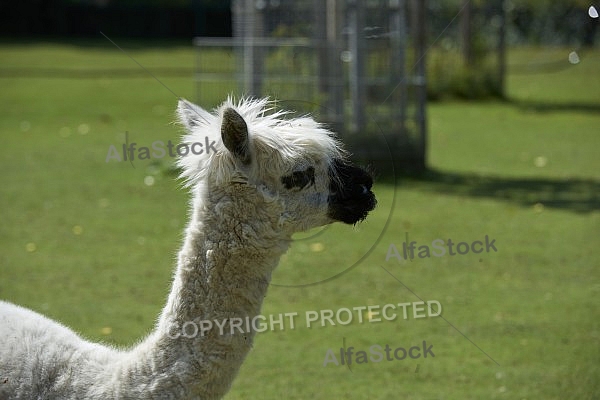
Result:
[281, 166, 315, 190]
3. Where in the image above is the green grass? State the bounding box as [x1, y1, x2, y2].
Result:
[0, 42, 598, 399]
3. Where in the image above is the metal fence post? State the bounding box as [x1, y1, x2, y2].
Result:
[389, 0, 407, 152]
[348, 0, 366, 134]
[412, 0, 427, 171]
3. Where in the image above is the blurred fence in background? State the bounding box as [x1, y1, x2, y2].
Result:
[194, 0, 599, 172]
[195, 0, 429, 173]
[2, 0, 596, 173]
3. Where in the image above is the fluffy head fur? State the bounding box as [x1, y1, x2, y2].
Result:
[176, 97, 376, 232]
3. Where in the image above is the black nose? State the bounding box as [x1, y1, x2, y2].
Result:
[327, 159, 377, 224]
[330, 160, 373, 196]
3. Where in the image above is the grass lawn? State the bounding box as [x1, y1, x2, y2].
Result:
[0, 41, 598, 399]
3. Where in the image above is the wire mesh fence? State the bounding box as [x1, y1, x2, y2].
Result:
[194, 0, 432, 173]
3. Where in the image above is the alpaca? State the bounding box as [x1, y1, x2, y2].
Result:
[0, 97, 376, 399]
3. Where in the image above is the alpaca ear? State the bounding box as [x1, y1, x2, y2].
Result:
[221, 108, 251, 165]
[177, 99, 212, 129]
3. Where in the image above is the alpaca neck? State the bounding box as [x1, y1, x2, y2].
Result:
[122, 187, 290, 399]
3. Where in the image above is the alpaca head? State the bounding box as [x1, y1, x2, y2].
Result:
[176, 97, 376, 234]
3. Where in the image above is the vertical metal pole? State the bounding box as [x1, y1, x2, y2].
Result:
[251, 0, 265, 97]
[412, 0, 427, 171]
[497, 0, 506, 98]
[348, 0, 366, 134]
[192, 0, 203, 103]
[243, 6, 253, 96]
[241, 0, 264, 97]
[327, 0, 344, 134]
[231, 0, 245, 95]
[315, 0, 328, 93]
[389, 0, 407, 151]
[460, 0, 473, 66]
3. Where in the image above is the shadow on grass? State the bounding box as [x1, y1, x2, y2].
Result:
[158, 159, 600, 213]
[379, 168, 600, 214]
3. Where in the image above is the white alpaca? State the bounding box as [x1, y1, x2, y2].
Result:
[0, 97, 376, 399]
